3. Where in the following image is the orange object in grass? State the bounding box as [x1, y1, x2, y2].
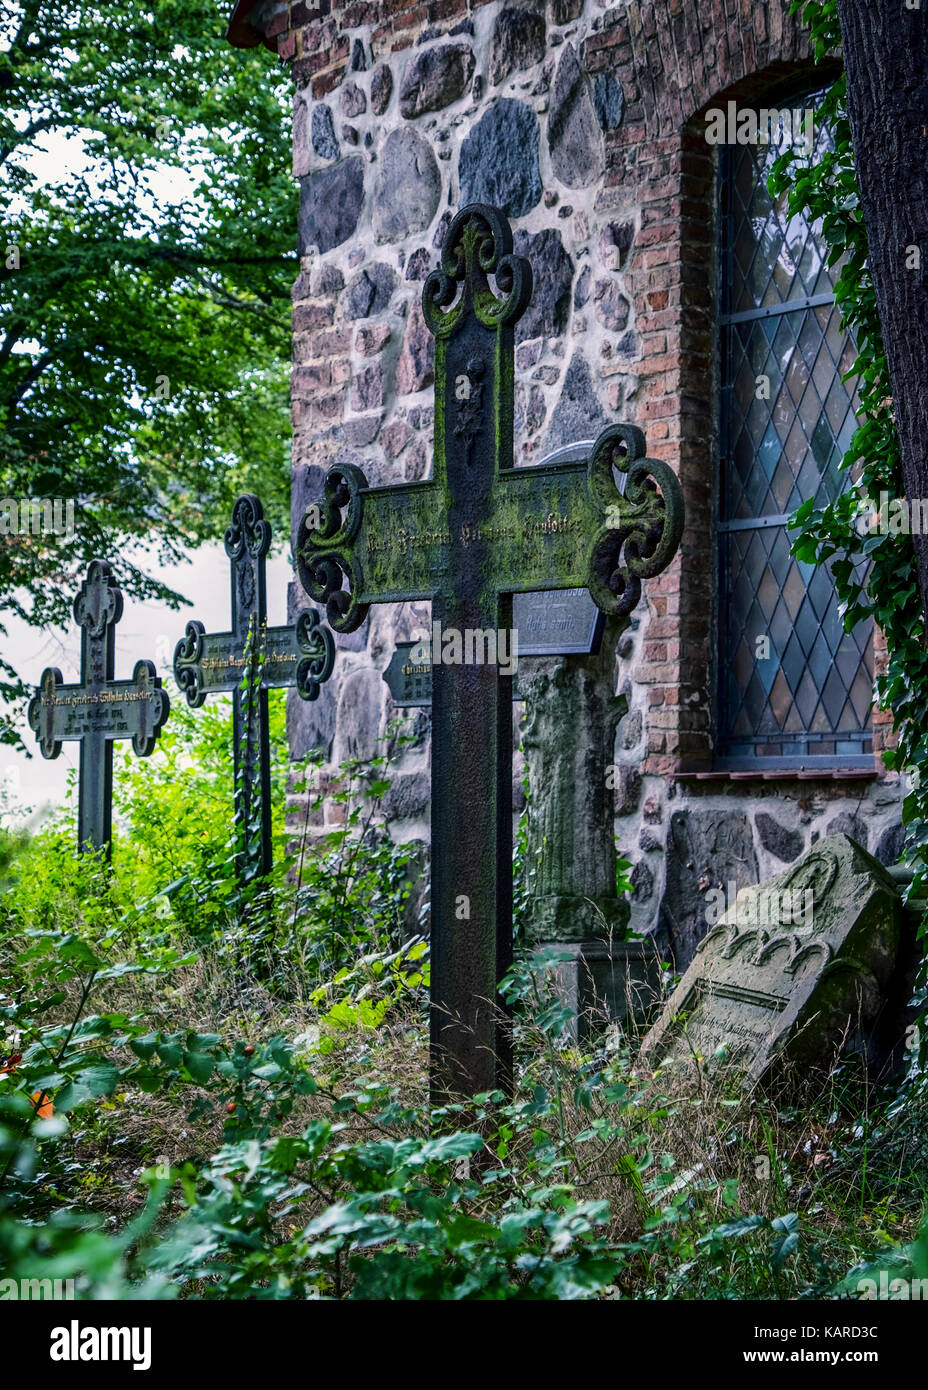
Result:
[1, 1052, 54, 1117]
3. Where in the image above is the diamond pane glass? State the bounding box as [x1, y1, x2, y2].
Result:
[717, 99, 873, 766]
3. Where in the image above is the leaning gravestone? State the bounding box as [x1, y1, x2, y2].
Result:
[638, 835, 904, 1086]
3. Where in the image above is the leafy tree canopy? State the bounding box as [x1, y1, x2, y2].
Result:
[0, 0, 296, 723]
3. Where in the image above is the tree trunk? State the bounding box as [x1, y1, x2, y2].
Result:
[836, 0, 928, 616]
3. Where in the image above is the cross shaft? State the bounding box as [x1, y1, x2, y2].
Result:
[298, 204, 683, 1103]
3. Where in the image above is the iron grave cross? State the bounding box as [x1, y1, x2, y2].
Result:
[174, 493, 335, 880]
[28, 560, 170, 854]
[298, 203, 684, 1103]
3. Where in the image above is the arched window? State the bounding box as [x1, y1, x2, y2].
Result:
[716, 101, 873, 769]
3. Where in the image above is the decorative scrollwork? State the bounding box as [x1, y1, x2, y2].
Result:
[423, 203, 532, 337]
[297, 465, 369, 634]
[784, 939, 833, 976]
[586, 424, 685, 617]
[294, 609, 336, 700]
[74, 559, 123, 637]
[130, 660, 170, 756]
[28, 667, 64, 759]
[225, 493, 271, 563]
[781, 848, 839, 908]
[173, 620, 207, 708]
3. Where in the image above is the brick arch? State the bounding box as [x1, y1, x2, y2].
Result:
[581, 2, 829, 776]
[586, 0, 814, 141]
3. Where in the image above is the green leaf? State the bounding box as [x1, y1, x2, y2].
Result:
[183, 1052, 215, 1084]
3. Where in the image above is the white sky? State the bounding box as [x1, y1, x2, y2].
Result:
[1, 545, 294, 829]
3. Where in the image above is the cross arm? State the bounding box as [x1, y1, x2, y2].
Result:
[28, 660, 169, 758]
[495, 423, 684, 613]
[174, 610, 335, 704]
[297, 423, 684, 629]
[296, 468, 447, 631]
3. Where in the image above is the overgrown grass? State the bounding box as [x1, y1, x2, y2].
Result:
[0, 694, 925, 1299]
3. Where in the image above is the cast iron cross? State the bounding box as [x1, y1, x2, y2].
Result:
[28, 560, 170, 854]
[174, 493, 334, 880]
[298, 203, 684, 1103]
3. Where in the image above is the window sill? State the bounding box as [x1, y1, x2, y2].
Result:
[673, 766, 880, 783]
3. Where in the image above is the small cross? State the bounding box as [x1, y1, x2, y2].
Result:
[298, 202, 684, 1104]
[28, 560, 170, 854]
[173, 493, 334, 880]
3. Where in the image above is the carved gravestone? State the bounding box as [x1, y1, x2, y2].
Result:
[520, 626, 627, 945]
[519, 617, 665, 1040]
[638, 835, 904, 1086]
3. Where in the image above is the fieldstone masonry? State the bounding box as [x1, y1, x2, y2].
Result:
[230, 0, 905, 962]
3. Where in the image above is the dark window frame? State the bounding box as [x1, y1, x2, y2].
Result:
[714, 85, 874, 772]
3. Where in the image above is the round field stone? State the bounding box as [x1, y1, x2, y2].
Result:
[371, 64, 393, 115]
[458, 99, 542, 219]
[488, 8, 547, 86]
[548, 43, 603, 188]
[373, 128, 441, 243]
[297, 157, 365, 255]
[345, 262, 398, 319]
[512, 226, 574, 340]
[399, 43, 475, 118]
[311, 104, 339, 161]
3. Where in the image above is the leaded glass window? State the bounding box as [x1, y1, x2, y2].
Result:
[716, 107, 873, 768]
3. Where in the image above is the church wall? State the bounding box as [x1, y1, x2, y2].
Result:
[236, 0, 906, 964]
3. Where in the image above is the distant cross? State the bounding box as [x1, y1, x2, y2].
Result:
[174, 493, 334, 880]
[28, 560, 170, 854]
[298, 203, 684, 1104]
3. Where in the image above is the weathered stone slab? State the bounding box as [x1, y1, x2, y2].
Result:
[639, 835, 903, 1086]
[659, 807, 759, 971]
[540, 939, 664, 1043]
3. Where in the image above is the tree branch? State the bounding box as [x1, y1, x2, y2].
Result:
[0, 114, 61, 167]
[4, 350, 52, 418]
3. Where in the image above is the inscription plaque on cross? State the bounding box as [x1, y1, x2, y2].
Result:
[28, 560, 170, 854]
[174, 493, 335, 881]
[383, 641, 526, 705]
[298, 203, 684, 1104]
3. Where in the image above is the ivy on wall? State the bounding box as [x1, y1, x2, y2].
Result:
[770, 0, 928, 1058]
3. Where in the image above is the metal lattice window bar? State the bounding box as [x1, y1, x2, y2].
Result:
[716, 104, 874, 770]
